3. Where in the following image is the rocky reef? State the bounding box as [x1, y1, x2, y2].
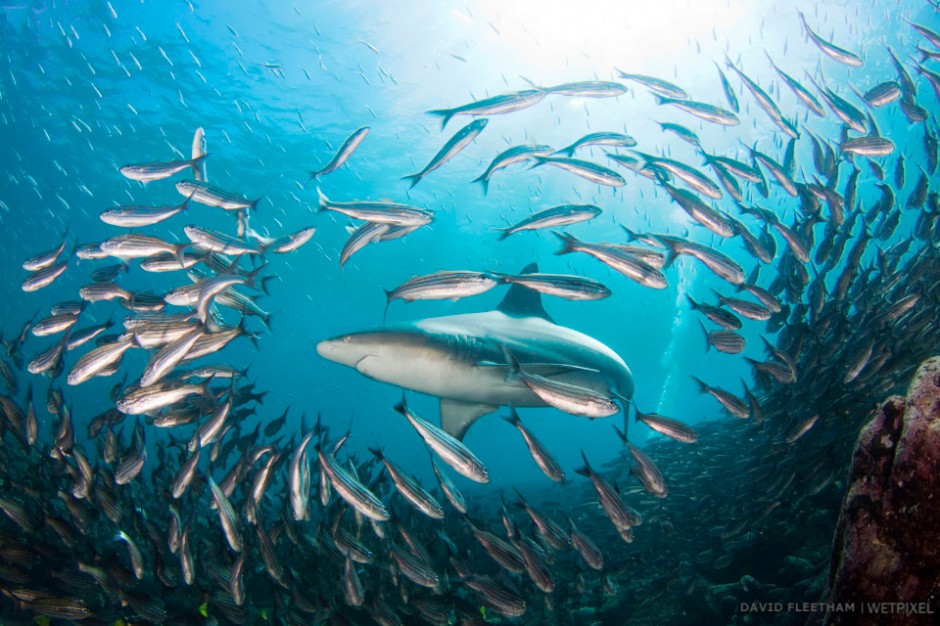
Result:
[824, 356, 940, 625]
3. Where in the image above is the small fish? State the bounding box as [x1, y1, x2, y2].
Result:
[766, 56, 825, 116]
[139, 328, 203, 387]
[714, 62, 739, 112]
[100, 234, 188, 262]
[785, 414, 820, 443]
[715, 292, 772, 321]
[862, 81, 902, 107]
[184, 225, 264, 256]
[530, 155, 625, 187]
[22, 262, 68, 293]
[503, 408, 564, 482]
[31, 313, 80, 337]
[465, 517, 526, 573]
[67, 336, 134, 386]
[639, 154, 722, 199]
[799, 12, 863, 66]
[100, 196, 192, 227]
[431, 459, 467, 513]
[191, 127, 208, 181]
[506, 348, 619, 418]
[317, 188, 432, 226]
[498, 204, 601, 239]
[725, 59, 797, 138]
[343, 557, 365, 607]
[555, 232, 667, 290]
[701, 323, 745, 354]
[568, 517, 604, 570]
[656, 235, 745, 285]
[427, 90, 545, 129]
[687, 296, 742, 330]
[627, 442, 668, 497]
[661, 184, 732, 236]
[493, 272, 611, 301]
[575, 450, 637, 540]
[116, 381, 210, 415]
[841, 136, 896, 157]
[176, 179, 258, 211]
[207, 476, 242, 552]
[692, 376, 750, 418]
[309, 126, 369, 180]
[513, 488, 569, 549]
[616, 71, 687, 99]
[385, 271, 500, 310]
[114, 530, 144, 580]
[317, 445, 390, 521]
[635, 409, 698, 443]
[403, 118, 488, 188]
[370, 447, 444, 519]
[22, 232, 69, 271]
[653, 95, 739, 125]
[120, 155, 207, 183]
[340, 222, 390, 267]
[556, 132, 637, 156]
[395, 398, 489, 483]
[544, 80, 626, 97]
[472, 144, 553, 194]
[171, 450, 201, 499]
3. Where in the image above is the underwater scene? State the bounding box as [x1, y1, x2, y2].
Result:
[2, 0, 940, 624]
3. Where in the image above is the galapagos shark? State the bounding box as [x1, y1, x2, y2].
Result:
[316, 263, 634, 440]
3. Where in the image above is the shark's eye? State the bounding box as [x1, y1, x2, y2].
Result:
[342, 335, 351, 343]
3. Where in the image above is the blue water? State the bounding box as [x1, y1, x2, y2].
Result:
[0, 0, 935, 496]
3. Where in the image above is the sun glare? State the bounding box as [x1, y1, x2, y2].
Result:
[473, 0, 751, 76]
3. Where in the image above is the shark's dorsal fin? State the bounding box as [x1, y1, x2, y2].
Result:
[440, 399, 498, 441]
[496, 262, 555, 323]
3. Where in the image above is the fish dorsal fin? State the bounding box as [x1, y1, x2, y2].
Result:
[440, 399, 498, 441]
[496, 262, 555, 323]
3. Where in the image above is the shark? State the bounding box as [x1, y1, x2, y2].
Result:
[316, 263, 634, 440]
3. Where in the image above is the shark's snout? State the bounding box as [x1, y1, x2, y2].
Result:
[316, 335, 349, 363]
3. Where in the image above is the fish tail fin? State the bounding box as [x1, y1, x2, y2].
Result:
[699, 320, 710, 352]
[651, 94, 666, 105]
[613, 424, 628, 446]
[502, 346, 521, 381]
[471, 174, 490, 195]
[553, 231, 579, 256]
[495, 226, 514, 241]
[687, 295, 700, 310]
[502, 406, 521, 426]
[245, 263, 268, 291]
[180, 191, 196, 211]
[306, 170, 324, 187]
[401, 173, 421, 189]
[426, 109, 454, 130]
[174, 243, 189, 268]
[382, 290, 394, 323]
[393, 394, 407, 416]
[690, 376, 708, 395]
[576, 449, 592, 476]
[368, 447, 384, 460]
[315, 187, 329, 212]
[662, 243, 677, 269]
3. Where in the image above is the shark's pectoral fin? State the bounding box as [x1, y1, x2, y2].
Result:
[440, 399, 498, 441]
[355, 355, 381, 379]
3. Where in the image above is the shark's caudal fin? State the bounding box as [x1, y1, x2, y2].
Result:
[496, 262, 554, 323]
[440, 398, 498, 441]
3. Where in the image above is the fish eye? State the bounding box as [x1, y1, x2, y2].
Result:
[342, 335, 351, 343]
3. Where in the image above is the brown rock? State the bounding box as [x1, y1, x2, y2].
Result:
[825, 357, 940, 625]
